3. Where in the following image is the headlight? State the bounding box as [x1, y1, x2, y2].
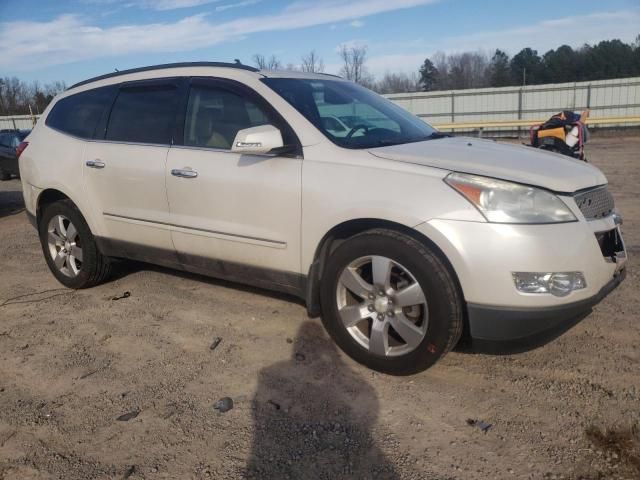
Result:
[445, 172, 576, 224]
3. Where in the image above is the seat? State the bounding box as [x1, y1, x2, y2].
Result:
[537, 127, 566, 141]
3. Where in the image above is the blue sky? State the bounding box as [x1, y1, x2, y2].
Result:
[1, 0, 638, 85]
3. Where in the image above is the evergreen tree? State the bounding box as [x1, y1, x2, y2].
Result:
[582, 39, 636, 80]
[510, 48, 544, 85]
[488, 49, 511, 87]
[418, 58, 439, 91]
[542, 45, 578, 83]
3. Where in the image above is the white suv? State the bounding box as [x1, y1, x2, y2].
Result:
[19, 62, 627, 374]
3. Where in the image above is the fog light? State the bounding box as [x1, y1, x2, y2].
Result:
[512, 272, 587, 297]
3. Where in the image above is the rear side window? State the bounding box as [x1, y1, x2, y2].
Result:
[46, 86, 115, 139]
[106, 84, 179, 145]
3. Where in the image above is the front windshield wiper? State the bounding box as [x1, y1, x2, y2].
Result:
[372, 132, 451, 148]
[373, 139, 403, 147]
[424, 132, 451, 140]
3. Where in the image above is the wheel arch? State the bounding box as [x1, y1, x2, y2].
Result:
[304, 218, 465, 323]
[36, 188, 73, 224]
[35, 188, 100, 236]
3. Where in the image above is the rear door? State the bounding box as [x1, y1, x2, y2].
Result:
[83, 79, 185, 262]
[165, 78, 303, 281]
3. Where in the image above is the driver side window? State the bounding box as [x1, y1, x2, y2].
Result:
[184, 85, 270, 150]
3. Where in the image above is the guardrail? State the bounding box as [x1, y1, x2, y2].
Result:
[385, 77, 640, 128]
[432, 115, 640, 135]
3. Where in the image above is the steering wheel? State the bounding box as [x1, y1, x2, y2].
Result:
[346, 124, 370, 139]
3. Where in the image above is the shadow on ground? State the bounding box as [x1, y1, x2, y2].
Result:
[111, 260, 307, 306]
[244, 321, 407, 479]
[0, 190, 24, 219]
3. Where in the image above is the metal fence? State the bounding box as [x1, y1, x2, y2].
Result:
[2, 76, 639, 132]
[0, 114, 38, 130]
[383, 76, 640, 131]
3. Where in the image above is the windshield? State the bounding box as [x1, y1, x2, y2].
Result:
[261, 78, 437, 149]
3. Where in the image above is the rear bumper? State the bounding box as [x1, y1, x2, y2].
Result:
[467, 268, 626, 353]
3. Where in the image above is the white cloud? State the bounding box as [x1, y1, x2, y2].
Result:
[363, 9, 640, 78]
[335, 39, 368, 52]
[82, 0, 223, 10]
[151, 0, 221, 10]
[216, 0, 261, 12]
[0, 0, 439, 71]
[443, 10, 640, 54]
[350, 19, 364, 28]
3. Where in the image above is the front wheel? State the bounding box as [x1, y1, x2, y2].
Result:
[38, 200, 112, 289]
[320, 229, 463, 375]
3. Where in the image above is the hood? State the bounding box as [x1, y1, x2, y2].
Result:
[369, 137, 606, 193]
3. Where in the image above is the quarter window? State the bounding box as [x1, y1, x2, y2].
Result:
[184, 85, 270, 150]
[106, 84, 179, 144]
[45, 86, 115, 139]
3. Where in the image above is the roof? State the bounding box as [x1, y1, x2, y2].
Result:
[258, 70, 344, 80]
[68, 61, 260, 89]
[68, 62, 346, 90]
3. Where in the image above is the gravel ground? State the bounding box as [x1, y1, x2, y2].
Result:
[0, 136, 639, 480]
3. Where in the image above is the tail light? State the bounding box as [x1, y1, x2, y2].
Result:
[16, 141, 29, 159]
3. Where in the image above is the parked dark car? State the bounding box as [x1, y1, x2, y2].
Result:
[0, 129, 30, 180]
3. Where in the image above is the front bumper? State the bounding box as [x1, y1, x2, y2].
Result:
[414, 216, 627, 352]
[467, 268, 625, 353]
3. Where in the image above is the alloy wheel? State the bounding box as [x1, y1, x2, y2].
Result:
[47, 214, 83, 278]
[336, 255, 429, 357]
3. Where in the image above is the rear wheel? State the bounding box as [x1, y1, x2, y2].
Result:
[320, 229, 463, 375]
[38, 200, 112, 289]
[0, 168, 10, 181]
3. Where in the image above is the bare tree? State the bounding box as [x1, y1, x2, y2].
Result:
[300, 50, 325, 73]
[0, 77, 65, 116]
[252, 54, 282, 71]
[423, 50, 489, 90]
[375, 72, 420, 94]
[338, 44, 372, 85]
[430, 51, 449, 90]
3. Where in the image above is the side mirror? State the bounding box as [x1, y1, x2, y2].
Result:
[231, 125, 284, 155]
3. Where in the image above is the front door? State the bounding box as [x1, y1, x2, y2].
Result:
[165, 79, 302, 285]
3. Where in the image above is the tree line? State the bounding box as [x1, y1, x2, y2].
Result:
[418, 36, 640, 92]
[252, 36, 640, 93]
[1, 36, 638, 117]
[0, 78, 67, 117]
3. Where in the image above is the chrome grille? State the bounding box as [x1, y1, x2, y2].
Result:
[574, 187, 614, 220]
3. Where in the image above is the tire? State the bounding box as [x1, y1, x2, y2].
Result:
[320, 228, 463, 375]
[38, 199, 112, 289]
[0, 168, 10, 181]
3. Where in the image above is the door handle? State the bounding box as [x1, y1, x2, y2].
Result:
[171, 168, 198, 178]
[86, 160, 105, 169]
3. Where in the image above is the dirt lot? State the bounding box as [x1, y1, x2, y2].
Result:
[1, 136, 639, 480]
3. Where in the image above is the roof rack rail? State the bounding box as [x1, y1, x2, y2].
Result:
[69, 62, 260, 90]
